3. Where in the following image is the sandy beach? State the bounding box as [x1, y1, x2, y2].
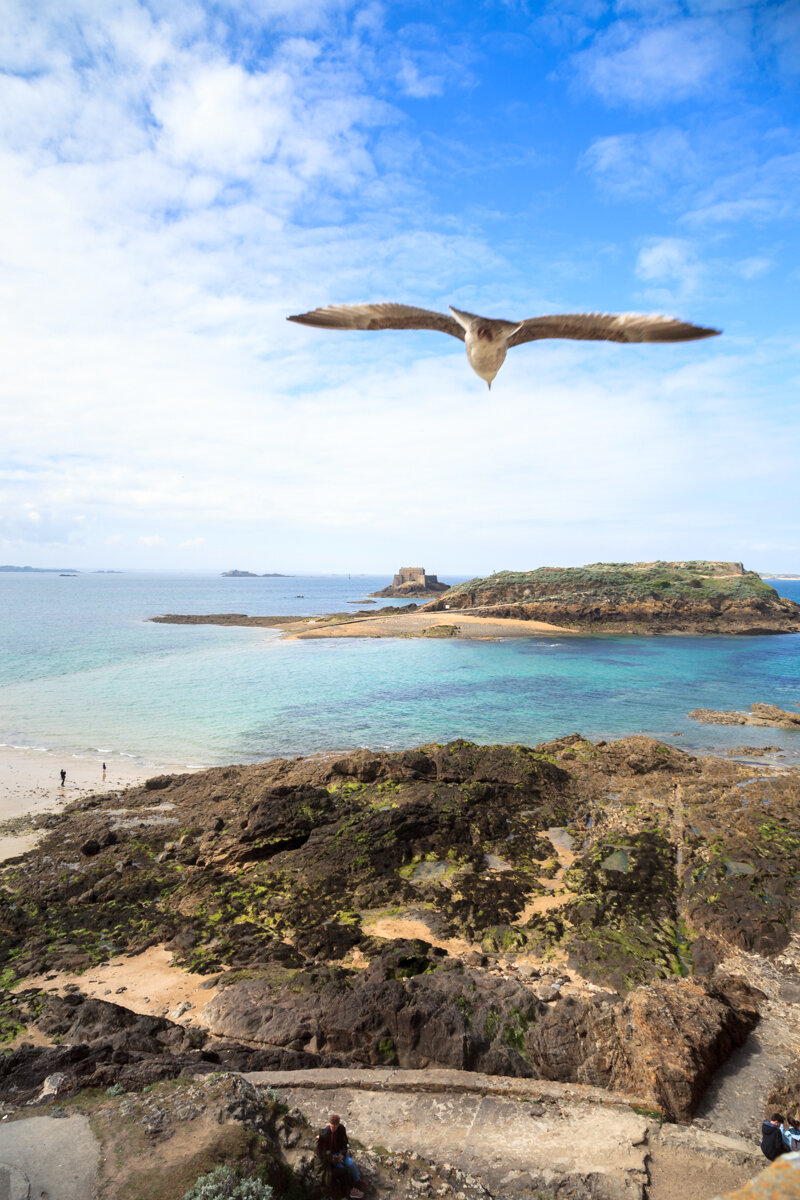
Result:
[0, 745, 191, 861]
[281, 610, 573, 640]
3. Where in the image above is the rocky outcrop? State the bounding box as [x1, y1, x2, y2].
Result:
[3, 735, 797, 1119]
[0, 991, 342, 1105]
[690, 703, 800, 729]
[423, 562, 800, 634]
[150, 606, 419, 627]
[151, 612, 291, 626]
[204, 953, 757, 1121]
[2, 954, 755, 1121]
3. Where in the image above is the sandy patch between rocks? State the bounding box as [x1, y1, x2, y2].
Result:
[19, 945, 222, 1027]
[362, 914, 474, 957]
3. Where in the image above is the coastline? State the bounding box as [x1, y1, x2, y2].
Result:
[0, 744, 197, 862]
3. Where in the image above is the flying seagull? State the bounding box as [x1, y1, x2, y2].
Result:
[287, 303, 720, 388]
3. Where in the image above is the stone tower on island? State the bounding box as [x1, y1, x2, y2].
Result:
[369, 567, 451, 598]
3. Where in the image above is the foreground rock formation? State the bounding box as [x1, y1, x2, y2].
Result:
[424, 561, 800, 634]
[2, 734, 798, 1134]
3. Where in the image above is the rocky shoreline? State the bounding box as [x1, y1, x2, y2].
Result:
[425, 561, 800, 635]
[2, 733, 799, 1139]
[690, 703, 800, 730]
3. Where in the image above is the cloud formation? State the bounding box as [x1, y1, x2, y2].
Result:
[0, 0, 798, 570]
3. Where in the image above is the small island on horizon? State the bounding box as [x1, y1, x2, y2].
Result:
[220, 569, 290, 577]
[0, 564, 81, 573]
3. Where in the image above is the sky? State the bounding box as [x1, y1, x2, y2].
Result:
[1, 0, 798, 575]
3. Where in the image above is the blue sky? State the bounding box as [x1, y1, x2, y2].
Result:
[1, 0, 798, 573]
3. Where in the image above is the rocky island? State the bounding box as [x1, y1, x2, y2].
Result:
[424, 560, 800, 634]
[370, 566, 451, 598]
[221, 570, 289, 577]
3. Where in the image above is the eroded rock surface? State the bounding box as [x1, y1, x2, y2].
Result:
[2, 735, 798, 1122]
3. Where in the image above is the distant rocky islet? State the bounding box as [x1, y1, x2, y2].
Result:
[369, 565, 451, 598]
[220, 569, 290, 577]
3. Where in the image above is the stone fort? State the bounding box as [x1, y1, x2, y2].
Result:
[392, 567, 444, 590]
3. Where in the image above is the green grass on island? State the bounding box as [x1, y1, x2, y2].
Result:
[441, 561, 777, 605]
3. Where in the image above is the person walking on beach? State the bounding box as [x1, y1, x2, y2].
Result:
[316, 1113, 364, 1198]
[102, 762, 106, 780]
[59, 768, 66, 786]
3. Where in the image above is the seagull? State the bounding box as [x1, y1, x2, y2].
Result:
[287, 303, 720, 388]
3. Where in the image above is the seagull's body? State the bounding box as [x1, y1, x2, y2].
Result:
[287, 302, 720, 387]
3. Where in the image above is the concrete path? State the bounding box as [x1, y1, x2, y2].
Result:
[246, 1068, 761, 1200]
[0, 1115, 100, 1200]
[694, 937, 800, 1142]
[255, 1076, 649, 1200]
[245, 1066, 656, 1107]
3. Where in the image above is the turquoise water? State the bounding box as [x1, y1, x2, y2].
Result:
[2, 572, 800, 768]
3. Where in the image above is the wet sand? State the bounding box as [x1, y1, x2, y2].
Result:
[0, 746, 192, 861]
[281, 610, 572, 640]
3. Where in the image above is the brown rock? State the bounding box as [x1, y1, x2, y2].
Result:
[690, 704, 800, 729]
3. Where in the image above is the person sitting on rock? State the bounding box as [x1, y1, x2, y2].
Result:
[781, 1116, 800, 1153]
[761, 1113, 787, 1160]
[316, 1112, 364, 1199]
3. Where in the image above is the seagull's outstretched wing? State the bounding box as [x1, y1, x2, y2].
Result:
[287, 303, 465, 341]
[507, 312, 720, 348]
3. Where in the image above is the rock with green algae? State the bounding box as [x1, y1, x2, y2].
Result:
[2, 734, 798, 1120]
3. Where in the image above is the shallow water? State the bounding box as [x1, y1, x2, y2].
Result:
[2, 571, 799, 768]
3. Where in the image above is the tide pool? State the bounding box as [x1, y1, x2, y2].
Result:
[2, 571, 799, 768]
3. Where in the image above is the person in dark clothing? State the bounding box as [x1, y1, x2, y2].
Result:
[59, 769, 66, 785]
[316, 1113, 363, 1198]
[761, 1113, 787, 1161]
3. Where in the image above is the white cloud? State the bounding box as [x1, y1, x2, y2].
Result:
[635, 237, 703, 303]
[583, 127, 698, 198]
[396, 58, 443, 99]
[1, 0, 797, 571]
[686, 151, 800, 225]
[570, 15, 749, 106]
[733, 256, 771, 280]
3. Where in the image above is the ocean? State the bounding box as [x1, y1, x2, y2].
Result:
[2, 571, 800, 770]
